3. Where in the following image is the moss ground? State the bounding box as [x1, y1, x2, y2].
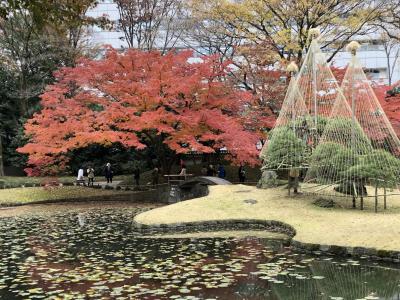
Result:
[134, 185, 400, 251]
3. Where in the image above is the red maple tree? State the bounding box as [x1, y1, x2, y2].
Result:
[374, 83, 400, 137]
[18, 49, 262, 176]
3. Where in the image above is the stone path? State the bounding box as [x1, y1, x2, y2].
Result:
[91, 181, 122, 188]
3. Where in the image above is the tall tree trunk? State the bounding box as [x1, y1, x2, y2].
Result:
[0, 136, 4, 176]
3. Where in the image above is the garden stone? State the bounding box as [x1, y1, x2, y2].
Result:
[257, 170, 278, 189]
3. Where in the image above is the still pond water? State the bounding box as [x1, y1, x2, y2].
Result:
[0, 204, 399, 300]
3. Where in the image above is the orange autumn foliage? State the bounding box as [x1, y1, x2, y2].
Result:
[18, 49, 262, 175]
[375, 83, 400, 138]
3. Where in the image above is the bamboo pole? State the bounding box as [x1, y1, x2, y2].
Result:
[360, 179, 364, 210]
[375, 184, 378, 213]
[384, 186, 387, 210]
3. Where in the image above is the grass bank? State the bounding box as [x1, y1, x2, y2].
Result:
[0, 186, 134, 206]
[0, 175, 134, 188]
[134, 185, 400, 252]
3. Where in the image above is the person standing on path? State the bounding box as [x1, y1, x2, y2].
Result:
[288, 167, 300, 195]
[151, 167, 159, 185]
[201, 165, 207, 176]
[87, 166, 95, 186]
[238, 165, 246, 183]
[207, 164, 216, 176]
[77, 168, 84, 181]
[133, 166, 140, 186]
[179, 164, 187, 180]
[218, 164, 226, 179]
[104, 163, 113, 184]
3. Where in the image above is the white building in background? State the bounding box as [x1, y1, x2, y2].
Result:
[86, 1, 124, 49]
[327, 36, 400, 85]
[87, 1, 400, 86]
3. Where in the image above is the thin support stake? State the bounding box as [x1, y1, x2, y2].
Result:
[375, 184, 378, 213]
[352, 181, 357, 208]
[360, 180, 364, 211]
[384, 186, 387, 210]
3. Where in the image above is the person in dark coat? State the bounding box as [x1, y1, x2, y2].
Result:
[206, 164, 216, 176]
[151, 167, 159, 185]
[238, 164, 246, 183]
[104, 162, 113, 184]
[201, 165, 207, 176]
[133, 167, 140, 186]
[218, 164, 226, 179]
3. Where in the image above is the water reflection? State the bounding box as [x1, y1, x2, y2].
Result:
[77, 213, 86, 227]
[0, 207, 399, 299]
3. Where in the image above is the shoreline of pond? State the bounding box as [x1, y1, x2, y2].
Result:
[133, 184, 400, 262]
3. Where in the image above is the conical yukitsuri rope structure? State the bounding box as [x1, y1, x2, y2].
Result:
[260, 62, 313, 172]
[303, 41, 400, 208]
[303, 87, 373, 197]
[261, 29, 348, 172]
[340, 41, 400, 192]
[296, 28, 341, 147]
[260, 31, 400, 209]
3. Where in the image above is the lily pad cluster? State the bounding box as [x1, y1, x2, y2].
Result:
[0, 207, 399, 299]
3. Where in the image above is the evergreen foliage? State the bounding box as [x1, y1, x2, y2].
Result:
[263, 127, 308, 170]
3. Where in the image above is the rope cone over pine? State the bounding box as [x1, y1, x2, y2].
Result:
[308, 28, 321, 40]
[286, 61, 299, 74]
[260, 25, 400, 207]
[346, 41, 360, 56]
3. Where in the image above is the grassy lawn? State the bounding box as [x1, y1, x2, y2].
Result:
[0, 186, 133, 206]
[0, 175, 133, 188]
[134, 185, 400, 252]
[0, 176, 75, 187]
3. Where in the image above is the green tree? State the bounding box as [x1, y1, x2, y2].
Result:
[347, 149, 400, 188]
[263, 126, 308, 170]
[0, 67, 20, 176]
[307, 142, 358, 182]
[321, 117, 372, 154]
[0, 1, 104, 175]
[306, 117, 372, 191]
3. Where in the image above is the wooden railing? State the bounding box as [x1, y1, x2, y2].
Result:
[164, 174, 194, 185]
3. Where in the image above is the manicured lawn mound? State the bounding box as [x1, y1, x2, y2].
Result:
[0, 186, 133, 206]
[134, 185, 400, 252]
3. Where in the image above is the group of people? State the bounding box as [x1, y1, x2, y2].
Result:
[200, 163, 246, 182]
[76, 161, 248, 186]
[201, 164, 226, 178]
[76, 163, 113, 186]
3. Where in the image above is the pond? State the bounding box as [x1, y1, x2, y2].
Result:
[0, 203, 399, 300]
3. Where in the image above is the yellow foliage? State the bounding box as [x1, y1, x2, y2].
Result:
[187, 0, 396, 63]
